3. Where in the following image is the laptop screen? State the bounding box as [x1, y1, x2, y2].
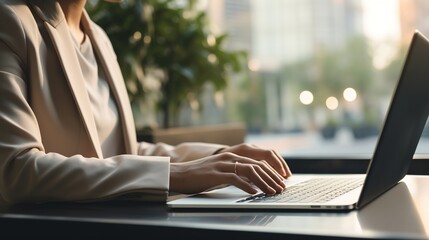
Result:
[358, 31, 429, 208]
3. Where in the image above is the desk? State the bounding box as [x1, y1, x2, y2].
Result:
[1, 175, 428, 239]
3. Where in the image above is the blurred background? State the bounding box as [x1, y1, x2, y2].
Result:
[87, 0, 429, 158]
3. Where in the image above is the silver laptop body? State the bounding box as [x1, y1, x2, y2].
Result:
[168, 31, 429, 211]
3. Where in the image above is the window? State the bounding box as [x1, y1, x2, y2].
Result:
[195, 0, 429, 157]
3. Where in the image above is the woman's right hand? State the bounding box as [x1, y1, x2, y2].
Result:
[169, 152, 286, 195]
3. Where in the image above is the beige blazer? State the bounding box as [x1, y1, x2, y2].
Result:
[0, 0, 225, 205]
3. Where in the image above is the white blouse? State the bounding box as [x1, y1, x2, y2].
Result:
[73, 34, 125, 157]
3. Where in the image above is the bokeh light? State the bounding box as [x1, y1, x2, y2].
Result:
[343, 88, 357, 102]
[299, 91, 314, 105]
[326, 96, 339, 110]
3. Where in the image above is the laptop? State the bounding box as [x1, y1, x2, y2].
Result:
[168, 30, 429, 211]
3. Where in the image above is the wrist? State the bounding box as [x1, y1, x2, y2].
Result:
[169, 163, 185, 193]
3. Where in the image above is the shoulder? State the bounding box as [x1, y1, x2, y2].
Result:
[0, 0, 29, 57]
[0, 0, 31, 19]
[0, 0, 36, 35]
[0, 0, 26, 7]
[0, 0, 26, 20]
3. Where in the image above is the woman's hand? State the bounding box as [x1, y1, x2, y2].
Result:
[169, 150, 287, 195]
[217, 143, 292, 178]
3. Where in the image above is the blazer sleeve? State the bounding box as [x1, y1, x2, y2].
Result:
[138, 141, 227, 163]
[0, 3, 169, 205]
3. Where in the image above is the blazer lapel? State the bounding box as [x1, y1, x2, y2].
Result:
[81, 12, 138, 155]
[30, 1, 104, 158]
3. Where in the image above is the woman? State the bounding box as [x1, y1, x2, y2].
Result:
[0, 0, 291, 205]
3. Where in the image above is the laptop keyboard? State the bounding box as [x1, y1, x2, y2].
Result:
[237, 177, 364, 204]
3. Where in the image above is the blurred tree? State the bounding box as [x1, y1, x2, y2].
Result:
[86, 0, 245, 128]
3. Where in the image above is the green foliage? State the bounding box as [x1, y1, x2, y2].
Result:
[86, 0, 245, 128]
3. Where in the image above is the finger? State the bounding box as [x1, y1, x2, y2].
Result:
[265, 150, 288, 177]
[216, 154, 284, 191]
[258, 160, 286, 188]
[236, 158, 285, 188]
[251, 164, 285, 193]
[272, 150, 292, 178]
[236, 163, 277, 194]
[245, 147, 287, 177]
[224, 173, 258, 194]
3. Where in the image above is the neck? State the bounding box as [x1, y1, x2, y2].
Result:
[58, 0, 87, 43]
